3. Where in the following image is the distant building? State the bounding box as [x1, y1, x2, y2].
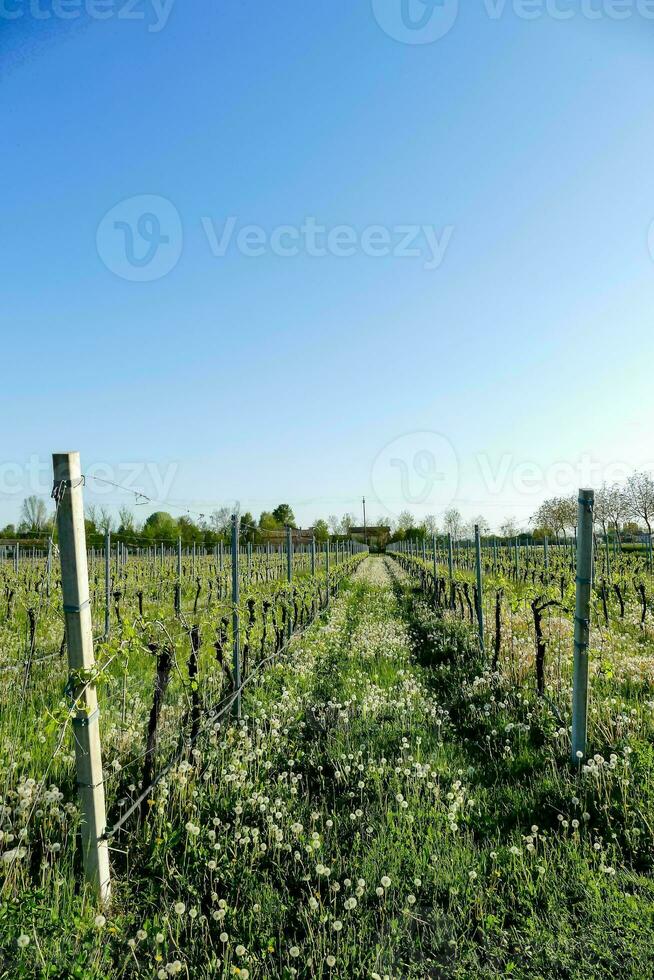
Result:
[258, 527, 317, 545]
[348, 526, 391, 543]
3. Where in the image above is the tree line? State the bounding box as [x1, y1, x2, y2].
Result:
[4, 470, 654, 546]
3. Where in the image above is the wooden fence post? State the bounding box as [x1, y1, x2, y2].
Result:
[231, 514, 241, 719]
[474, 524, 484, 653]
[571, 488, 594, 763]
[53, 452, 111, 904]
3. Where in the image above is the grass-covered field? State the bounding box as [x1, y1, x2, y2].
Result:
[2, 555, 654, 977]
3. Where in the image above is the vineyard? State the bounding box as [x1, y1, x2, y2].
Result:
[1, 461, 654, 978]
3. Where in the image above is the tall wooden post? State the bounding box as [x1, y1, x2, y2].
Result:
[52, 453, 110, 904]
[447, 532, 454, 608]
[104, 531, 111, 638]
[571, 489, 594, 763]
[474, 525, 484, 653]
[286, 525, 293, 584]
[231, 515, 241, 718]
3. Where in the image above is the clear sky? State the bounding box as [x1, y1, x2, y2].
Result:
[2, 1, 654, 532]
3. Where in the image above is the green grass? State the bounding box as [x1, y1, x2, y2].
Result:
[2, 558, 654, 978]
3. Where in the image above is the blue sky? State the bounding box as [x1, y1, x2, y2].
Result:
[2, 1, 654, 531]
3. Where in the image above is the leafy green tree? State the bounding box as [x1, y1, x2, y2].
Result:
[313, 519, 329, 542]
[259, 511, 281, 532]
[240, 512, 256, 544]
[143, 511, 178, 541]
[272, 504, 296, 528]
[177, 515, 203, 545]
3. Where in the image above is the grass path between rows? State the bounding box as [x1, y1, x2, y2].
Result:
[5, 557, 654, 979]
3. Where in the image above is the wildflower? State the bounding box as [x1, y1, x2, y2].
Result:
[94, 915, 106, 929]
[235, 945, 246, 956]
[136, 929, 147, 940]
[17, 934, 30, 949]
[326, 955, 336, 967]
[380, 876, 391, 888]
[220, 932, 229, 942]
[290, 946, 300, 957]
[332, 920, 343, 931]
